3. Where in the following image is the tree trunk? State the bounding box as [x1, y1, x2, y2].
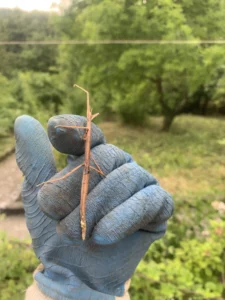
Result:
[162, 115, 175, 131]
[201, 97, 209, 115]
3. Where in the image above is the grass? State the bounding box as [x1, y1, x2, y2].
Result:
[101, 115, 225, 200]
[100, 115, 225, 252]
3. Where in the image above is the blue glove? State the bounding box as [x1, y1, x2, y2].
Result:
[15, 114, 173, 300]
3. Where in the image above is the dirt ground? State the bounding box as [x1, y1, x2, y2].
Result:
[0, 154, 29, 240]
[0, 214, 29, 239]
[0, 153, 22, 205]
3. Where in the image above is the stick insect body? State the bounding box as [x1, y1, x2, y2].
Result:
[38, 85, 104, 240]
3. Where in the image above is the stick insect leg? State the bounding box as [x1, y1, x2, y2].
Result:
[90, 153, 105, 176]
[91, 113, 99, 120]
[37, 164, 84, 187]
[89, 166, 105, 176]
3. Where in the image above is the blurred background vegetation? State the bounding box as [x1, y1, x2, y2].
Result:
[1, 0, 225, 299]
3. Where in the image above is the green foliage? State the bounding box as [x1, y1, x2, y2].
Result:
[0, 70, 68, 136]
[0, 231, 39, 300]
[0, 8, 59, 77]
[2, 1, 225, 129]
[113, 82, 151, 125]
[13, 72, 65, 115]
[0, 73, 20, 137]
[131, 219, 225, 299]
[0, 8, 61, 136]
[57, 0, 225, 129]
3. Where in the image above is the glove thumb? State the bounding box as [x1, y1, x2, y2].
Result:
[15, 115, 56, 186]
[14, 115, 57, 251]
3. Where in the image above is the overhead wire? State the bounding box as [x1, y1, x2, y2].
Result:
[1, 40, 225, 45]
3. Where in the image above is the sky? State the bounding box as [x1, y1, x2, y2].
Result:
[0, 0, 60, 11]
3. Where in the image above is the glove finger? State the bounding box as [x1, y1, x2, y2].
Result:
[14, 115, 57, 246]
[92, 185, 174, 245]
[15, 115, 57, 186]
[48, 114, 105, 156]
[57, 162, 158, 239]
[22, 180, 57, 257]
[37, 144, 133, 220]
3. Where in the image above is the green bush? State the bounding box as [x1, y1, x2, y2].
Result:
[131, 218, 225, 299]
[12, 72, 65, 122]
[0, 71, 65, 138]
[0, 231, 39, 300]
[0, 74, 19, 137]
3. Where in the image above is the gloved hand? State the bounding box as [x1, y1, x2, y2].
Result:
[14, 114, 173, 300]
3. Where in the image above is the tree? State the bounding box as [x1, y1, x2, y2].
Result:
[0, 8, 59, 77]
[13, 72, 65, 115]
[57, 0, 225, 130]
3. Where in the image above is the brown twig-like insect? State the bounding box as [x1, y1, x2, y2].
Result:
[38, 84, 104, 240]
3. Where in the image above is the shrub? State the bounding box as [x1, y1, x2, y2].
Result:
[130, 217, 225, 300]
[0, 231, 39, 300]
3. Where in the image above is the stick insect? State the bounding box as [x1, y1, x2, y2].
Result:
[38, 84, 104, 240]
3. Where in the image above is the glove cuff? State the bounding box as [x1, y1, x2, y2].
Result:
[26, 264, 130, 300]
